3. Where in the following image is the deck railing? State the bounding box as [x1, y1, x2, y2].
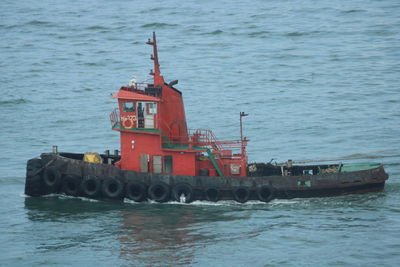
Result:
[164, 129, 246, 157]
[188, 129, 242, 150]
[110, 108, 119, 128]
[120, 83, 162, 97]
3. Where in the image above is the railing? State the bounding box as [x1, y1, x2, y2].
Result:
[163, 128, 246, 158]
[188, 129, 243, 150]
[189, 129, 222, 150]
[122, 82, 147, 90]
[120, 82, 162, 97]
[110, 108, 119, 128]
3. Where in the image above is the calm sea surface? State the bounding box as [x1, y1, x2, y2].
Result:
[1, 0, 399, 266]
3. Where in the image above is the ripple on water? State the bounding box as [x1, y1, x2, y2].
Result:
[140, 23, 179, 28]
[0, 98, 30, 105]
[24, 20, 55, 27]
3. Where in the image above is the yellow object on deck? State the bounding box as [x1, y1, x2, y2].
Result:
[83, 152, 102, 163]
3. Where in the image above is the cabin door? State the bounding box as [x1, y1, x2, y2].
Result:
[137, 102, 145, 128]
[144, 102, 157, 129]
[139, 154, 149, 172]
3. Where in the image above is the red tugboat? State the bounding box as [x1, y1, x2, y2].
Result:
[111, 33, 248, 178]
[24, 33, 389, 203]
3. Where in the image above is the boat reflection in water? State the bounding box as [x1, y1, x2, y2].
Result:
[119, 204, 200, 265]
[23, 197, 243, 266]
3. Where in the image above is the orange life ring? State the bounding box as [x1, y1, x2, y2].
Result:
[122, 118, 134, 129]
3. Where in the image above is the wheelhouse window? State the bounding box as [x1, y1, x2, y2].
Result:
[122, 101, 135, 112]
[146, 102, 157, 115]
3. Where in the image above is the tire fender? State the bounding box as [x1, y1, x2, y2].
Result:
[257, 186, 275, 202]
[62, 174, 81, 196]
[43, 167, 62, 192]
[102, 177, 124, 199]
[233, 186, 250, 203]
[81, 175, 101, 198]
[172, 183, 194, 203]
[148, 182, 170, 203]
[126, 181, 147, 202]
[205, 187, 220, 202]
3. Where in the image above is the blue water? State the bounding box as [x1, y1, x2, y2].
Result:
[1, 0, 400, 266]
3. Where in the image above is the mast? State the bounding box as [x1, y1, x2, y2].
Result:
[240, 112, 248, 156]
[146, 32, 162, 84]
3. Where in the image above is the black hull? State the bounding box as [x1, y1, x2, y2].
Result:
[25, 153, 389, 203]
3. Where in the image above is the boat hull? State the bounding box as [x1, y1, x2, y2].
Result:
[24, 153, 389, 203]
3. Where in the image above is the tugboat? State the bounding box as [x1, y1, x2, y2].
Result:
[24, 33, 389, 203]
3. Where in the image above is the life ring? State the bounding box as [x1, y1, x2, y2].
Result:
[122, 117, 134, 129]
[257, 186, 275, 202]
[205, 187, 219, 202]
[81, 175, 101, 198]
[102, 177, 124, 199]
[148, 182, 170, 203]
[62, 174, 81, 196]
[126, 181, 147, 202]
[172, 183, 194, 203]
[43, 167, 62, 192]
[233, 186, 250, 203]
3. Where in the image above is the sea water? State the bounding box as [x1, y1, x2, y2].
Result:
[1, 0, 399, 266]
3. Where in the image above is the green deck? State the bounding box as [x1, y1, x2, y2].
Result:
[340, 163, 382, 172]
[112, 123, 162, 133]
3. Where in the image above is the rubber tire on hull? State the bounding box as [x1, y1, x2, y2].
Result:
[62, 174, 81, 196]
[233, 187, 250, 203]
[148, 182, 170, 203]
[25, 159, 44, 196]
[102, 178, 124, 199]
[26, 158, 43, 177]
[126, 181, 147, 202]
[257, 186, 274, 202]
[172, 183, 194, 203]
[205, 187, 219, 202]
[81, 176, 101, 198]
[43, 167, 62, 192]
[25, 175, 43, 197]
